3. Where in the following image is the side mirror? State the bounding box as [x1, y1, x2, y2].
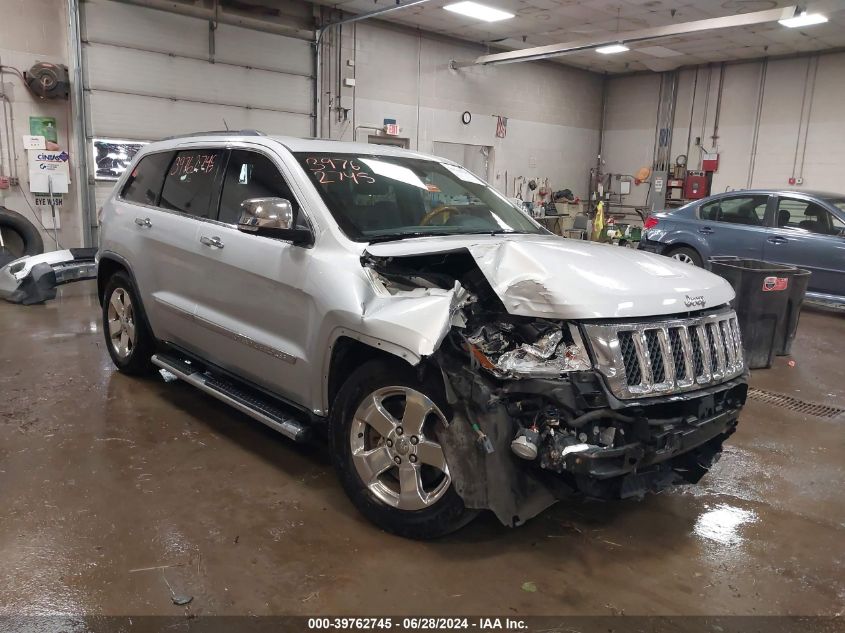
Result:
[237, 197, 313, 246]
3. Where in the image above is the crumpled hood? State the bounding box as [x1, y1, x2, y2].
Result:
[364, 234, 734, 319]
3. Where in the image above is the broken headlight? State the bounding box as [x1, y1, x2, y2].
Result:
[466, 321, 591, 379]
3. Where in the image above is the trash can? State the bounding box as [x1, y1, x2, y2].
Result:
[708, 257, 811, 369]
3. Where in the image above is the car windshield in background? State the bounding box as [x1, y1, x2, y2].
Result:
[294, 153, 544, 242]
[825, 198, 845, 214]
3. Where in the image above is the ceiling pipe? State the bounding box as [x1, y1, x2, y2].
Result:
[450, 5, 798, 68]
[314, 0, 436, 138]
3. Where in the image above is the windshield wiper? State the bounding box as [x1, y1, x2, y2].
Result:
[366, 231, 458, 244]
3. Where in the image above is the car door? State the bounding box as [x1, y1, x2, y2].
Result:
[188, 147, 316, 403]
[150, 147, 228, 350]
[763, 194, 845, 296]
[116, 147, 225, 350]
[696, 193, 772, 260]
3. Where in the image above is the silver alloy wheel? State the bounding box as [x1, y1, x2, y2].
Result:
[672, 252, 695, 265]
[107, 288, 137, 360]
[350, 386, 451, 511]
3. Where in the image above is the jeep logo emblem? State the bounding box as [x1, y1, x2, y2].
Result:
[684, 295, 706, 308]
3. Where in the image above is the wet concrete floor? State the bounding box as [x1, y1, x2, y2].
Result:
[0, 284, 843, 616]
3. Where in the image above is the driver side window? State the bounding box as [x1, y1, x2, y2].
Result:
[217, 150, 308, 229]
[776, 198, 840, 235]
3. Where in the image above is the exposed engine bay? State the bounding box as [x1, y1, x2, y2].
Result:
[362, 248, 748, 526]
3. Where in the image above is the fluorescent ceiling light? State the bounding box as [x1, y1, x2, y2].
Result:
[778, 11, 828, 27]
[596, 44, 629, 54]
[444, 2, 514, 22]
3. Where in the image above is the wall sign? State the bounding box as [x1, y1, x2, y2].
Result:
[30, 116, 58, 143]
[461, 111, 471, 125]
[93, 138, 148, 181]
[28, 149, 70, 193]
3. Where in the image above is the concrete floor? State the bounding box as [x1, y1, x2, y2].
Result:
[1, 283, 843, 617]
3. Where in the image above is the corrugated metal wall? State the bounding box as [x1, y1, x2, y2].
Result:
[80, 0, 315, 214]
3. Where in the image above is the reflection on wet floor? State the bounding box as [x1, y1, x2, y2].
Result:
[0, 287, 843, 616]
[694, 503, 757, 546]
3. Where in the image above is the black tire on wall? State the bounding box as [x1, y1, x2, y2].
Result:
[0, 206, 45, 264]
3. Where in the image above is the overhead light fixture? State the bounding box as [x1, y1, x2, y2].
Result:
[444, 1, 514, 22]
[778, 10, 828, 27]
[596, 44, 629, 54]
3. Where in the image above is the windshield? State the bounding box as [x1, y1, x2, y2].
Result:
[826, 198, 845, 215]
[294, 152, 545, 242]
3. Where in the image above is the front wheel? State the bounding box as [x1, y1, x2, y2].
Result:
[102, 272, 156, 375]
[330, 359, 476, 539]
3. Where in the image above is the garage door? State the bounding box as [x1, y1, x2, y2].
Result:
[80, 0, 315, 229]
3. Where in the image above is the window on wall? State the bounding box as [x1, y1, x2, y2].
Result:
[699, 195, 769, 226]
[160, 149, 224, 218]
[218, 150, 307, 228]
[121, 151, 174, 206]
[777, 198, 845, 235]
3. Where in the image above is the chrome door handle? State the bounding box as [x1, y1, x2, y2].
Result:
[767, 236, 788, 244]
[134, 217, 152, 228]
[698, 226, 714, 234]
[200, 235, 224, 249]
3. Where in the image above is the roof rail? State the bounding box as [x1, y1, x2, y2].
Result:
[164, 130, 265, 140]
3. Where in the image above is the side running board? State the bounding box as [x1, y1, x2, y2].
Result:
[151, 353, 310, 442]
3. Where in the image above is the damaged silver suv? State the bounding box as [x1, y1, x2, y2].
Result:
[97, 132, 748, 538]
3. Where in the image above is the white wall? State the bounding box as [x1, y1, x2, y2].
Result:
[602, 51, 845, 200]
[322, 21, 604, 200]
[0, 0, 84, 249]
[600, 73, 660, 207]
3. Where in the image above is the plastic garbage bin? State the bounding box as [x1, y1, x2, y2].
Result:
[708, 257, 811, 369]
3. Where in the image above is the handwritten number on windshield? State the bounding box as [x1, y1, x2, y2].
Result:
[305, 157, 375, 185]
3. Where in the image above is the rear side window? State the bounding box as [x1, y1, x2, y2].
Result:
[121, 151, 174, 206]
[160, 149, 224, 218]
[699, 195, 768, 226]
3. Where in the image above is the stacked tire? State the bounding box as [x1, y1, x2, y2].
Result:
[0, 206, 44, 267]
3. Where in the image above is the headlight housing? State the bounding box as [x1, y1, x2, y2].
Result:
[466, 321, 592, 379]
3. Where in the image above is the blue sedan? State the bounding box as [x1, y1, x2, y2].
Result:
[638, 189, 845, 305]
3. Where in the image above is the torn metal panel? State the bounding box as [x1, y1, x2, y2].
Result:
[364, 234, 735, 319]
[360, 270, 470, 360]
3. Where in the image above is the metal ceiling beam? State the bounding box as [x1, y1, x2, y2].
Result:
[109, 0, 315, 40]
[450, 5, 798, 68]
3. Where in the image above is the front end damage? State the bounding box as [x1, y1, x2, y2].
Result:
[362, 246, 748, 527]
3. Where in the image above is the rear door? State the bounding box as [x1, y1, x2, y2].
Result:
[137, 146, 226, 350]
[696, 194, 772, 260]
[763, 194, 845, 296]
[188, 146, 316, 403]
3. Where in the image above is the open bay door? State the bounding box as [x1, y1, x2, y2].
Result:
[79, 0, 315, 243]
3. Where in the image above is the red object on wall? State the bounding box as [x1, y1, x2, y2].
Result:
[702, 152, 719, 172]
[685, 173, 708, 199]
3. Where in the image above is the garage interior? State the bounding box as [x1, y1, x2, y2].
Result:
[1, 0, 844, 623]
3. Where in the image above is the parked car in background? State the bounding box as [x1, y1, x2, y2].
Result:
[639, 189, 845, 305]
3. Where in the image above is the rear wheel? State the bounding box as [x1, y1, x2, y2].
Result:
[667, 246, 702, 267]
[102, 272, 156, 375]
[330, 359, 475, 539]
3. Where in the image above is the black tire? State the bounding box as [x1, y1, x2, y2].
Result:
[330, 358, 476, 539]
[101, 271, 156, 375]
[666, 245, 703, 267]
[0, 206, 44, 259]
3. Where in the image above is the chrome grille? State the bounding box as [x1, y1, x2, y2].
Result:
[583, 311, 745, 400]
